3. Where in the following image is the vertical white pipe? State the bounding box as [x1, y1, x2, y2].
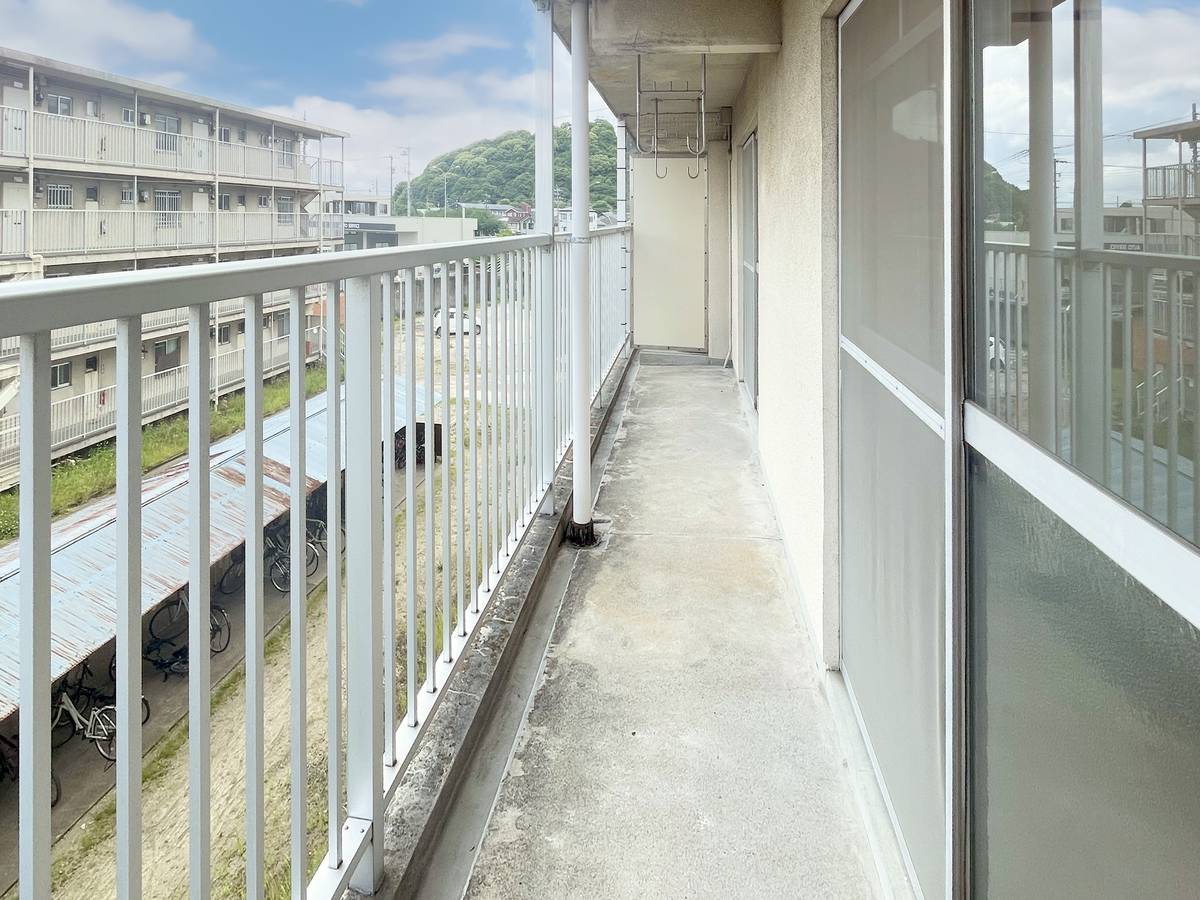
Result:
[1073, 0, 1106, 480]
[569, 0, 595, 542]
[18, 331, 51, 900]
[345, 274, 384, 893]
[287, 286, 306, 900]
[187, 304, 212, 900]
[323, 282, 342, 867]
[244, 295, 265, 899]
[116, 316, 142, 900]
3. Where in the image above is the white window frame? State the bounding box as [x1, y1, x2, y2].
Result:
[257, 194, 271, 209]
[122, 107, 135, 125]
[85, 100, 99, 118]
[46, 94, 72, 116]
[50, 361, 71, 390]
[218, 193, 231, 212]
[46, 184, 73, 209]
[218, 126, 231, 144]
[120, 186, 134, 204]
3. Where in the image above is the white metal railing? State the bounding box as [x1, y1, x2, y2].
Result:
[3, 209, 338, 257]
[15, 109, 345, 186]
[0, 106, 26, 157]
[982, 241, 1199, 540]
[1146, 162, 1200, 201]
[0, 225, 630, 898]
[0, 326, 321, 486]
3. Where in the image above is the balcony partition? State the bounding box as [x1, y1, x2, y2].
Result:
[0, 225, 630, 898]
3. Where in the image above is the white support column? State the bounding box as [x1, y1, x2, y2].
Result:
[616, 118, 628, 224]
[344, 274, 384, 894]
[535, 0, 556, 510]
[214, 108, 221, 260]
[18, 331, 50, 900]
[1073, 0, 1105, 479]
[1026, 0, 1056, 450]
[568, 0, 595, 544]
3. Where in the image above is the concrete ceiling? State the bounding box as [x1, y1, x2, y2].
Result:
[551, 0, 780, 120]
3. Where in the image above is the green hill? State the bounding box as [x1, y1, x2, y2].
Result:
[393, 120, 617, 215]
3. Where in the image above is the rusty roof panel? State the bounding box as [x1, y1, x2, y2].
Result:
[0, 377, 437, 721]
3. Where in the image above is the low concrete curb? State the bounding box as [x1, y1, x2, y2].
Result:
[354, 344, 635, 900]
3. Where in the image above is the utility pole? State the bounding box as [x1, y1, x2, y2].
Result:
[388, 154, 396, 211]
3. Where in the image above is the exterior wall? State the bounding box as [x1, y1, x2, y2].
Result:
[731, 0, 841, 667]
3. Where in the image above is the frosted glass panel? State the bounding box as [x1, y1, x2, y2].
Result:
[840, 0, 944, 410]
[969, 452, 1200, 897]
[840, 352, 945, 899]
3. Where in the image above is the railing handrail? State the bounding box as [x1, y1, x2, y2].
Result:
[0, 233, 552, 339]
[983, 239, 1200, 270]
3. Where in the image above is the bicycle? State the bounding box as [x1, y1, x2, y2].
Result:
[0, 734, 60, 808]
[218, 545, 246, 596]
[266, 522, 319, 594]
[110, 636, 191, 683]
[51, 668, 149, 761]
[148, 591, 233, 654]
[305, 517, 344, 553]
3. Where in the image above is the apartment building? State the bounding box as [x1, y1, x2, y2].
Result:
[0, 47, 345, 485]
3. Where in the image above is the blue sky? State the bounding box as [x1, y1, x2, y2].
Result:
[1, 0, 611, 192]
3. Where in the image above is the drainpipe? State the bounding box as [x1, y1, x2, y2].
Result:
[26, 66, 33, 257]
[567, 0, 595, 545]
[535, 0, 555, 511]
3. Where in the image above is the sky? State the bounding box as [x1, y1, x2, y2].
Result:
[0, 0, 613, 193]
[981, 1, 1200, 207]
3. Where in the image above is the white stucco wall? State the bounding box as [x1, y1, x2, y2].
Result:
[731, 0, 841, 668]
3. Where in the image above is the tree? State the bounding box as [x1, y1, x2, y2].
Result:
[392, 120, 618, 216]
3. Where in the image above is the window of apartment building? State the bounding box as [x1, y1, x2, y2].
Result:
[237, 128, 247, 143]
[46, 184, 73, 209]
[258, 195, 270, 209]
[153, 337, 180, 373]
[276, 138, 295, 165]
[218, 194, 231, 212]
[46, 94, 72, 116]
[85, 100, 98, 117]
[153, 190, 182, 226]
[214, 324, 231, 345]
[237, 321, 246, 335]
[84, 355, 98, 374]
[1149, 218, 1168, 233]
[50, 362, 71, 390]
[217, 126, 231, 143]
[236, 194, 246, 208]
[122, 107, 135, 125]
[120, 186, 134, 204]
[275, 312, 290, 336]
[153, 113, 181, 151]
[85, 186, 98, 203]
[276, 194, 294, 224]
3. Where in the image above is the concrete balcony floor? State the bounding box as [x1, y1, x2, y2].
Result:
[462, 361, 911, 899]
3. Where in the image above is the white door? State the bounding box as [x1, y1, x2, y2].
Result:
[1, 83, 28, 156]
[0, 181, 26, 254]
[631, 155, 707, 351]
[190, 118, 209, 171]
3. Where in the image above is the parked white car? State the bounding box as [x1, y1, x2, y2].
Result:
[432, 308, 481, 336]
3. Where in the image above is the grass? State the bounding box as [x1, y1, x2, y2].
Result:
[0, 364, 327, 545]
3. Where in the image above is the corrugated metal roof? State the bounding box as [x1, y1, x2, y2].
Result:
[0, 377, 437, 721]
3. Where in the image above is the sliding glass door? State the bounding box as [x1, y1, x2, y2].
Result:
[838, 0, 947, 896]
[968, 1, 1200, 895]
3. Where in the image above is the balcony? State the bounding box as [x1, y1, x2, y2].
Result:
[0, 107, 345, 187]
[1145, 162, 1200, 203]
[0, 209, 344, 258]
[0, 225, 655, 898]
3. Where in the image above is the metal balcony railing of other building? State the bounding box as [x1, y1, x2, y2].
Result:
[1145, 163, 1200, 202]
[0, 224, 631, 899]
[0, 287, 317, 363]
[0, 107, 344, 187]
[981, 241, 1200, 542]
[0, 210, 344, 258]
[0, 325, 323, 490]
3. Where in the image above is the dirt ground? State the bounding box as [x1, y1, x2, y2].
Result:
[16, 307, 542, 899]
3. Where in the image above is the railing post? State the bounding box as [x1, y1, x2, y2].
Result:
[18, 330, 51, 900]
[567, 0, 595, 545]
[535, 0, 556, 511]
[343, 274, 384, 893]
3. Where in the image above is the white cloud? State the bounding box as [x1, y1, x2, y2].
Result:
[380, 30, 510, 66]
[0, 0, 212, 77]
